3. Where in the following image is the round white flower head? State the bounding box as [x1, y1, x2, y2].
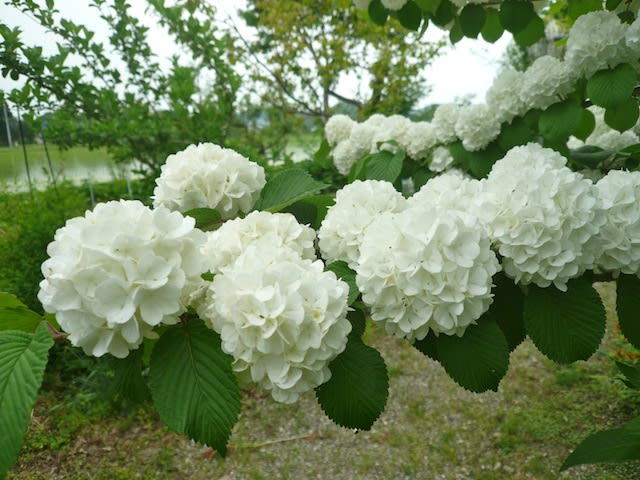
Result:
[372, 114, 412, 152]
[38, 200, 207, 358]
[626, 16, 640, 52]
[565, 11, 629, 79]
[429, 146, 455, 172]
[325, 114, 356, 146]
[521, 56, 575, 111]
[432, 104, 461, 144]
[153, 143, 266, 218]
[348, 122, 378, 156]
[408, 171, 483, 218]
[479, 143, 606, 291]
[332, 139, 361, 176]
[403, 121, 437, 160]
[596, 170, 640, 276]
[454, 104, 502, 152]
[318, 180, 407, 268]
[353, 0, 372, 10]
[202, 210, 317, 274]
[585, 106, 640, 151]
[486, 69, 527, 124]
[381, 0, 407, 10]
[202, 246, 351, 403]
[356, 207, 500, 340]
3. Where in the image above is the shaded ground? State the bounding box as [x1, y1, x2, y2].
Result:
[10, 284, 640, 479]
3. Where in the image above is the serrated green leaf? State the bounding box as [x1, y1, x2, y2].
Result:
[490, 272, 526, 351]
[481, 9, 504, 43]
[606, 0, 623, 10]
[561, 419, 640, 470]
[348, 154, 369, 183]
[605, 101, 640, 133]
[313, 137, 332, 168]
[524, 277, 606, 364]
[513, 14, 544, 47]
[616, 362, 640, 390]
[397, 1, 422, 31]
[253, 168, 327, 212]
[0, 322, 53, 477]
[467, 142, 504, 179]
[617, 274, 640, 350]
[326, 261, 359, 306]
[183, 208, 222, 231]
[0, 292, 42, 333]
[459, 4, 486, 38]
[315, 335, 388, 430]
[149, 319, 240, 456]
[574, 108, 596, 141]
[436, 317, 510, 392]
[366, 150, 404, 183]
[414, 330, 439, 361]
[499, 0, 535, 34]
[538, 98, 583, 141]
[587, 63, 637, 109]
[109, 347, 150, 403]
[568, 0, 602, 21]
[431, 0, 456, 27]
[347, 309, 366, 338]
[368, 0, 388, 25]
[284, 193, 335, 229]
[497, 117, 534, 151]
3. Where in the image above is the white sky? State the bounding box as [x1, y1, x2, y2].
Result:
[0, 1, 511, 107]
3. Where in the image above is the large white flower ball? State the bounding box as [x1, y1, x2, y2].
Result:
[201, 246, 351, 403]
[520, 56, 576, 111]
[356, 207, 500, 340]
[318, 180, 407, 268]
[152, 143, 266, 218]
[596, 170, 640, 276]
[479, 143, 606, 290]
[38, 200, 207, 358]
[202, 210, 317, 274]
[454, 104, 502, 152]
[325, 114, 356, 146]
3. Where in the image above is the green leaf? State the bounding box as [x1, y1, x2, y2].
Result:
[415, 0, 440, 14]
[0, 292, 42, 333]
[449, 19, 464, 44]
[587, 63, 638, 109]
[606, 0, 623, 10]
[619, 10, 636, 24]
[561, 420, 640, 470]
[366, 150, 404, 183]
[617, 274, 640, 350]
[284, 193, 335, 230]
[0, 322, 53, 477]
[481, 9, 504, 43]
[397, 1, 422, 31]
[605, 101, 640, 133]
[616, 362, 640, 390]
[368, 0, 388, 25]
[326, 261, 359, 306]
[497, 117, 534, 151]
[524, 277, 606, 364]
[347, 309, 366, 338]
[253, 168, 327, 212]
[149, 319, 240, 456]
[538, 98, 583, 141]
[490, 272, 526, 351]
[436, 317, 510, 393]
[574, 108, 596, 141]
[431, 0, 456, 27]
[569, 145, 613, 169]
[348, 154, 369, 183]
[513, 14, 544, 47]
[413, 330, 439, 362]
[313, 137, 332, 169]
[315, 335, 388, 430]
[183, 208, 222, 231]
[459, 4, 486, 38]
[568, 0, 602, 21]
[109, 347, 150, 403]
[499, 0, 535, 34]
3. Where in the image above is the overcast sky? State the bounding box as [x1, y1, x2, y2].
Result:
[0, 1, 511, 106]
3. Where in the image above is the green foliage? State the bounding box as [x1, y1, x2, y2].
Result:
[587, 63, 638, 109]
[365, 149, 405, 183]
[0, 322, 53, 478]
[481, 9, 504, 43]
[315, 333, 389, 430]
[0, 292, 42, 332]
[490, 273, 526, 352]
[253, 168, 327, 212]
[524, 277, 607, 364]
[538, 98, 583, 141]
[325, 261, 359, 306]
[617, 274, 640, 350]
[604, 101, 640, 133]
[183, 208, 222, 231]
[108, 348, 150, 404]
[459, 4, 486, 38]
[499, 0, 536, 34]
[149, 319, 240, 456]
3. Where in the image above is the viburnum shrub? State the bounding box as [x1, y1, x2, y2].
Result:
[2, 1, 640, 476]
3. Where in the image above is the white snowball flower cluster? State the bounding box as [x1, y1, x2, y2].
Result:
[565, 11, 630, 78]
[485, 69, 527, 124]
[38, 200, 207, 358]
[199, 212, 351, 403]
[380, 0, 407, 10]
[479, 143, 606, 291]
[430, 146, 455, 172]
[431, 104, 461, 144]
[595, 170, 640, 276]
[356, 206, 500, 340]
[408, 170, 481, 217]
[153, 143, 266, 218]
[404, 121, 437, 160]
[454, 104, 502, 152]
[325, 114, 356, 146]
[627, 16, 640, 51]
[318, 180, 407, 268]
[520, 56, 575, 111]
[202, 210, 317, 274]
